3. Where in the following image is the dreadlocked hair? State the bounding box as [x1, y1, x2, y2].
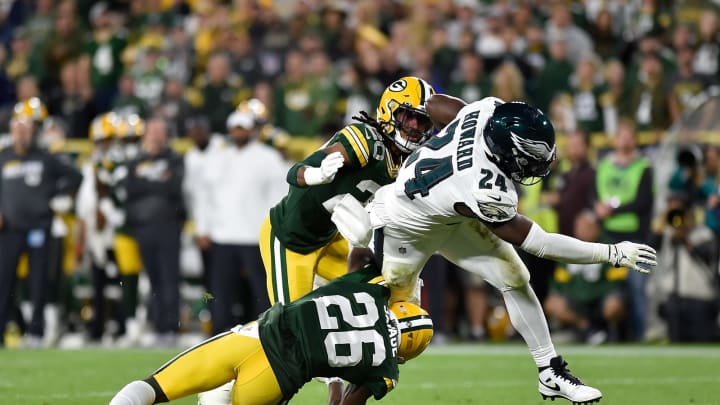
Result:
[352, 110, 384, 133]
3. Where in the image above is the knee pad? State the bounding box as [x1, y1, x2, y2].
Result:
[484, 251, 531, 291]
[382, 261, 422, 304]
[502, 264, 531, 290]
[381, 260, 420, 290]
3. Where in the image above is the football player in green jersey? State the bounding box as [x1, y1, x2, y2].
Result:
[108, 263, 434, 405]
[261, 76, 436, 305]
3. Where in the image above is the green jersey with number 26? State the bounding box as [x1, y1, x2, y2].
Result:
[270, 123, 400, 253]
[258, 266, 400, 401]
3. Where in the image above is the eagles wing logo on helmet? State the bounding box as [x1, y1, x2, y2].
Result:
[509, 131, 554, 160]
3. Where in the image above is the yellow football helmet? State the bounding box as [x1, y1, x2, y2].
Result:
[13, 97, 49, 123]
[376, 76, 435, 153]
[115, 114, 146, 139]
[89, 112, 117, 142]
[390, 301, 434, 361]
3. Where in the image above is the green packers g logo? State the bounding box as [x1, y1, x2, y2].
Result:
[388, 79, 407, 92]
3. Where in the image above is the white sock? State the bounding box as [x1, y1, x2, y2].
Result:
[109, 380, 156, 405]
[502, 284, 557, 368]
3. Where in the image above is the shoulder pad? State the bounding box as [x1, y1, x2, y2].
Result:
[472, 186, 517, 223]
[460, 97, 505, 116]
[336, 123, 376, 167]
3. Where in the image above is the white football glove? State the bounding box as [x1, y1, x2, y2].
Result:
[331, 194, 372, 248]
[608, 241, 657, 274]
[303, 151, 345, 185]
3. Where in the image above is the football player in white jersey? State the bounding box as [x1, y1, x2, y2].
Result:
[331, 95, 657, 404]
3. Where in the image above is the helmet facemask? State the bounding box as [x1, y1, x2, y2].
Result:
[374, 76, 436, 154]
[383, 104, 434, 154]
[511, 146, 556, 185]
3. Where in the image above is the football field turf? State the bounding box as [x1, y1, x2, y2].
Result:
[1, 344, 719, 404]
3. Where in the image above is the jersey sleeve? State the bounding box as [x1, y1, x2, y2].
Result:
[332, 124, 373, 168]
[365, 376, 397, 400]
[472, 183, 518, 223]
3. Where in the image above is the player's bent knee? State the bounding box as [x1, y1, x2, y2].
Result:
[381, 261, 419, 289]
[500, 262, 531, 290]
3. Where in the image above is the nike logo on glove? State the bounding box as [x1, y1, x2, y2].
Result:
[539, 378, 561, 391]
[619, 251, 629, 266]
[488, 195, 502, 202]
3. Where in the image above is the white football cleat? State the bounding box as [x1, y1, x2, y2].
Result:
[538, 356, 602, 404]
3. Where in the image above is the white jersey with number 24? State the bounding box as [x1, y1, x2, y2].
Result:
[371, 97, 518, 236]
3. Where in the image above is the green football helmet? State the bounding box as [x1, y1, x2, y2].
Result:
[483, 102, 556, 185]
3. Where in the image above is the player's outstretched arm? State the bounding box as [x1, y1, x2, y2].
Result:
[487, 214, 657, 274]
[425, 94, 467, 129]
[289, 142, 350, 187]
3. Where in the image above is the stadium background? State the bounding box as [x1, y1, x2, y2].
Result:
[1, 0, 720, 350]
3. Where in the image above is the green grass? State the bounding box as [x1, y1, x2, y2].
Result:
[1, 344, 719, 404]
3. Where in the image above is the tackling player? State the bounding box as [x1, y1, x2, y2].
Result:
[332, 95, 657, 404]
[261, 76, 436, 304]
[156, 77, 435, 403]
[108, 263, 434, 405]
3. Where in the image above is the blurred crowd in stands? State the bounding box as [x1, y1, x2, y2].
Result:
[0, 0, 719, 348]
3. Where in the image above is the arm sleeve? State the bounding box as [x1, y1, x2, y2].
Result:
[520, 221, 609, 264]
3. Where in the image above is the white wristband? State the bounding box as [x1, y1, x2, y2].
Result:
[303, 166, 327, 186]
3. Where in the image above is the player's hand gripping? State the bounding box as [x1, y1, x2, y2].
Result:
[304, 151, 345, 185]
[608, 241, 657, 274]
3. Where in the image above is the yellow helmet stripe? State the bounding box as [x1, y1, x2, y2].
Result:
[340, 127, 368, 167]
